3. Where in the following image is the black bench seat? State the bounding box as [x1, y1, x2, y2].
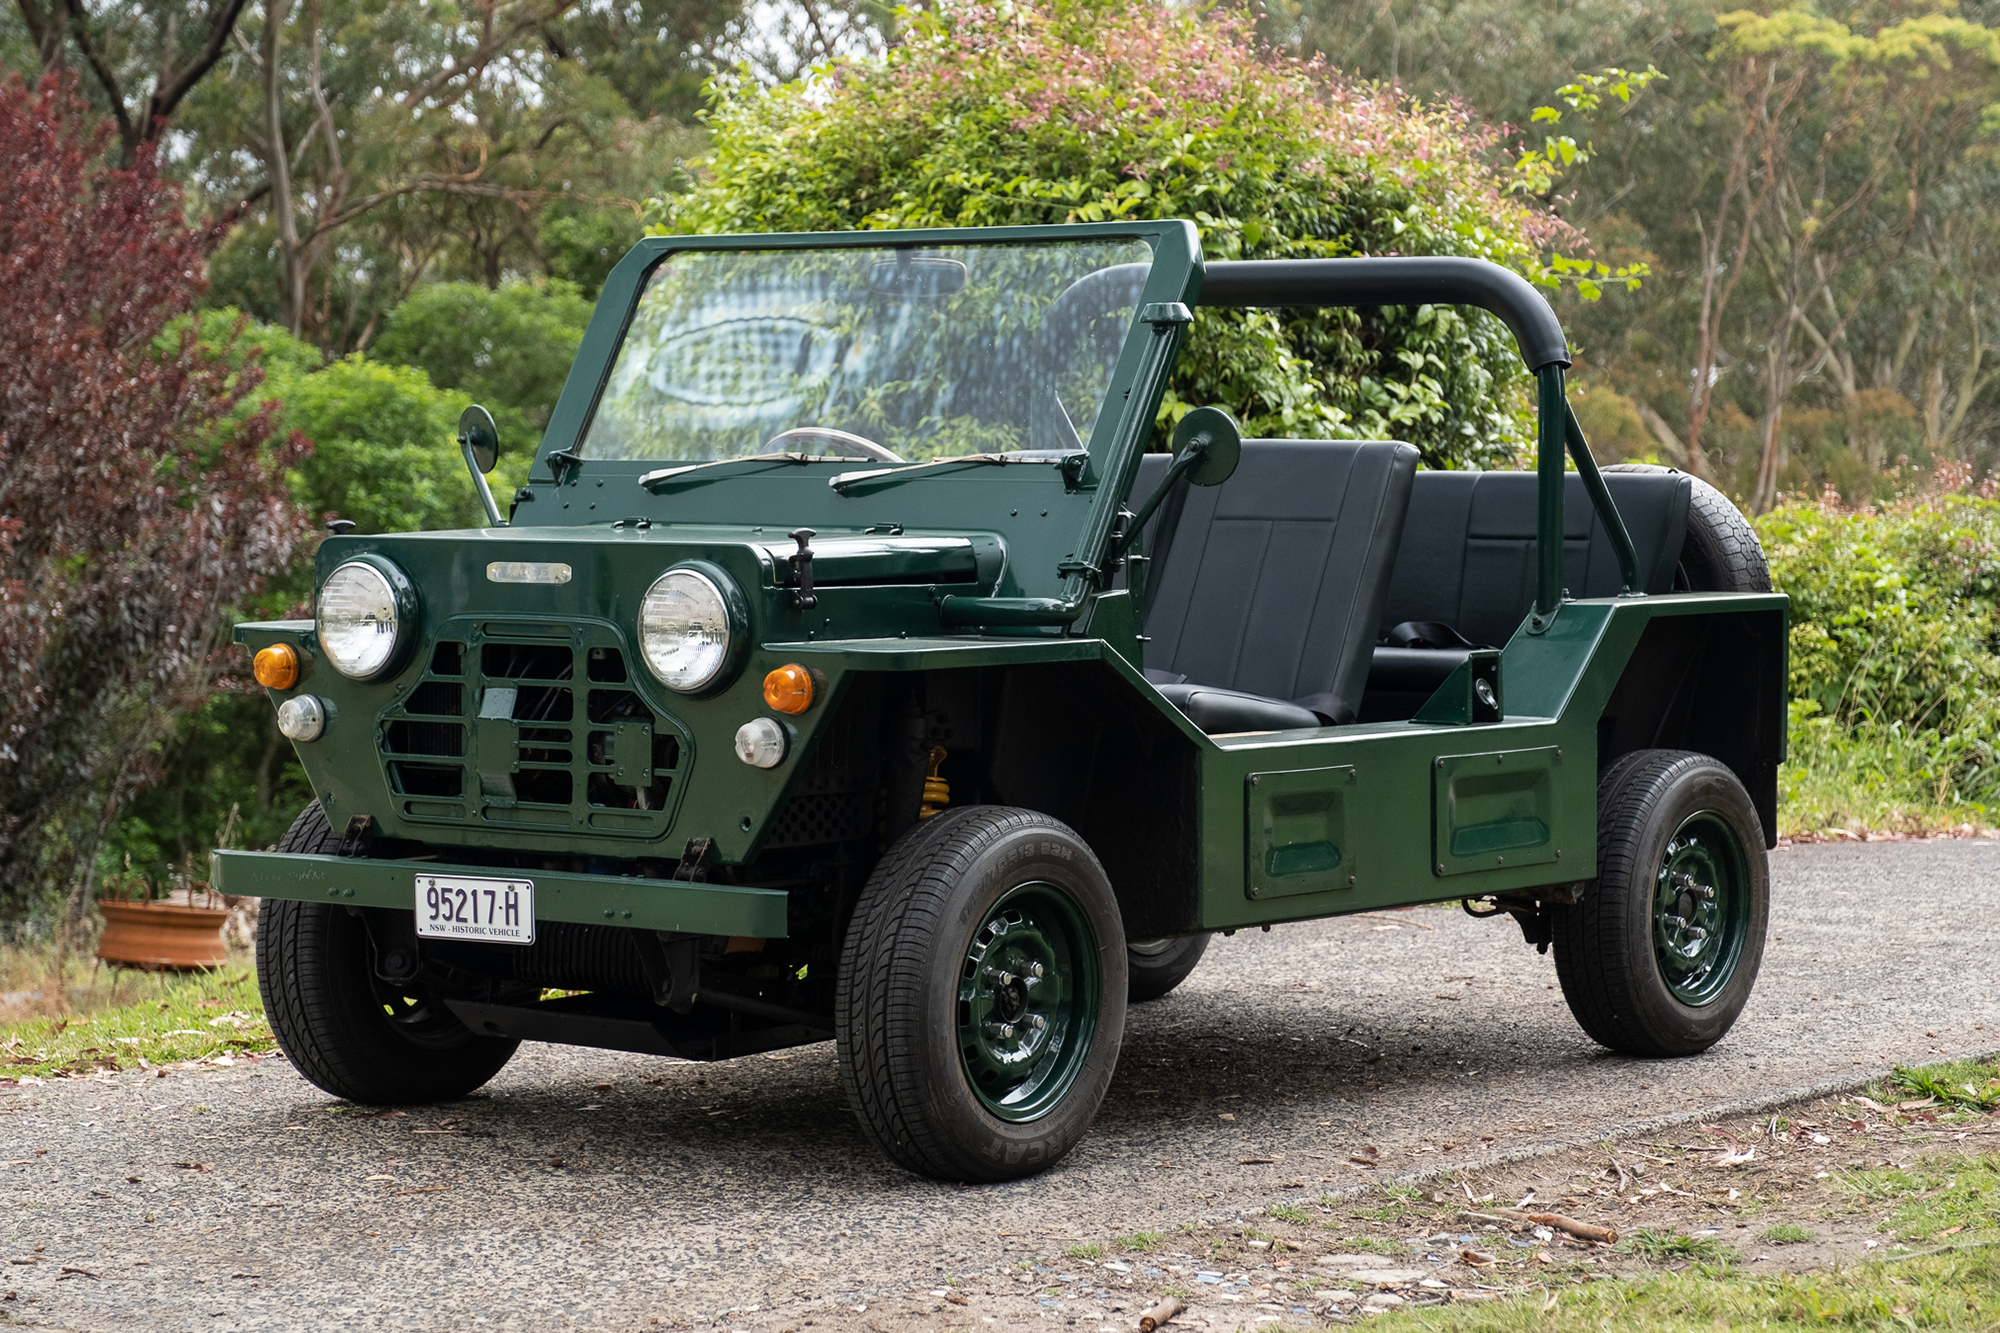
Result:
[1362, 470, 1692, 716]
[1126, 438, 1418, 734]
[1122, 450, 1699, 729]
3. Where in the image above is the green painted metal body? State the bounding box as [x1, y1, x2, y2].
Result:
[209, 849, 788, 936]
[220, 220, 1789, 950]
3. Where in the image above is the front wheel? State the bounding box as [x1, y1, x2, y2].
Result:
[836, 806, 1127, 1181]
[1552, 751, 1769, 1057]
[257, 803, 520, 1105]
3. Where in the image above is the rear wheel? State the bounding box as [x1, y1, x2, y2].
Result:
[1551, 751, 1769, 1057]
[836, 806, 1127, 1181]
[257, 803, 519, 1105]
[1127, 933, 1210, 1002]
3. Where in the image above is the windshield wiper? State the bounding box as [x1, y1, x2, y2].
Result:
[828, 451, 1085, 495]
[636, 452, 825, 494]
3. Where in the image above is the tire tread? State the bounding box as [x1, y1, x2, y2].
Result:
[836, 806, 1121, 1181]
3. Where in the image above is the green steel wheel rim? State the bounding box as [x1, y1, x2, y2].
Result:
[1652, 809, 1752, 1007]
[956, 880, 1102, 1123]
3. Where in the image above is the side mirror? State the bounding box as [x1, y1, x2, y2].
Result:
[457, 405, 506, 527]
[458, 404, 501, 474]
[1173, 405, 1242, 487]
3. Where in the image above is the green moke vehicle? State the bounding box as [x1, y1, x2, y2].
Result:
[214, 220, 1786, 1182]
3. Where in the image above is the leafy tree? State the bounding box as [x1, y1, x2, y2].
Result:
[0, 75, 313, 925]
[660, 0, 1591, 464]
[9, 0, 251, 163]
[1680, 10, 2000, 510]
[371, 280, 592, 447]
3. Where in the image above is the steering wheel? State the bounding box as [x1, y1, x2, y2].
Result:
[761, 426, 903, 462]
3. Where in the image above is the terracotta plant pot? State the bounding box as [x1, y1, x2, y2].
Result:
[96, 901, 230, 971]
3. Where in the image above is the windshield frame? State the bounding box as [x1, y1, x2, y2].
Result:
[529, 222, 1202, 496]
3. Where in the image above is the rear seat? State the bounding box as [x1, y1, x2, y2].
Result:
[1123, 439, 1418, 734]
[1364, 470, 1692, 712]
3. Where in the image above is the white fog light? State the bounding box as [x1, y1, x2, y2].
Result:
[734, 718, 787, 768]
[639, 568, 734, 692]
[318, 560, 404, 679]
[277, 695, 327, 742]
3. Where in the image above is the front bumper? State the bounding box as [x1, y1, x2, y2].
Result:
[210, 850, 789, 937]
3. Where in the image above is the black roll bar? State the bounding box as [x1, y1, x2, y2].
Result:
[1198, 257, 1641, 620]
[1202, 258, 1571, 373]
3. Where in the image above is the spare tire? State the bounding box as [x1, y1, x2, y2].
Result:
[1603, 463, 1771, 593]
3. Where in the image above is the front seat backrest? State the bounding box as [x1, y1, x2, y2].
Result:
[1141, 439, 1420, 721]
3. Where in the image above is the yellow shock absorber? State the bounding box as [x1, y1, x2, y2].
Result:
[918, 746, 950, 819]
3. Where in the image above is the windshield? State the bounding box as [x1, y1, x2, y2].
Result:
[579, 240, 1155, 463]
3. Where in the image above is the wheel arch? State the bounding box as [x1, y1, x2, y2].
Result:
[776, 659, 1202, 940]
[1595, 608, 1788, 848]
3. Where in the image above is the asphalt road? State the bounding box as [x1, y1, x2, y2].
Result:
[2, 840, 1997, 1333]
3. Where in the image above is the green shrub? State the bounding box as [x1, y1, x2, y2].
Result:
[1758, 496, 2000, 829]
[658, 0, 1580, 465]
[371, 280, 593, 449]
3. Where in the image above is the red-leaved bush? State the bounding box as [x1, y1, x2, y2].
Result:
[0, 74, 314, 918]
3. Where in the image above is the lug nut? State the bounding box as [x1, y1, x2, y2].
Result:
[1663, 914, 1688, 929]
[1686, 926, 1709, 941]
[1028, 1014, 1049, 1032]
[984, 967, 1016, 988]
[986, 1021, 1017, 1041]
[1024, 961, 1045, 980]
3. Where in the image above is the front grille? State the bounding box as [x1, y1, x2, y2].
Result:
[379, 623, 688, 839]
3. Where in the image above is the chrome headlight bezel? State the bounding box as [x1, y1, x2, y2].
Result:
[638, 563, 747, 695]
[316, 556, 418, 681]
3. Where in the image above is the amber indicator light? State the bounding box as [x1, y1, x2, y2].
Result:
[762, 664, 815, 715]
[253, 643, 300, 690]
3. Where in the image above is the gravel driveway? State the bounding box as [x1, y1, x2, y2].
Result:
[2, 840, 1996, 1332]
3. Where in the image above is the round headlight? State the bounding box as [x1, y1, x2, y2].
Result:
[318, 560, 403, 679]
[639, 568, 733, 692]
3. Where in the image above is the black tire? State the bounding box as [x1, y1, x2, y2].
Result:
[257, 802, 519, 1105]
[1126, 933, 1210, 1002]
[1551, 751, 1770, 1057]
[1604, 463, 1771, 592]
[835, 806, 1128, 1182]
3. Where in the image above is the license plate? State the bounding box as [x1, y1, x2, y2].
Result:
[415, 874, 535, 945]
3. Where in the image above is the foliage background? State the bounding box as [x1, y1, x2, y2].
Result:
[664, 0, 1587, 464]
[10, 0, 2000, 919]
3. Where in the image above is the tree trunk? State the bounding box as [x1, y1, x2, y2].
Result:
[263, 0, 304, 336]
[1752, 342, 1791, 513]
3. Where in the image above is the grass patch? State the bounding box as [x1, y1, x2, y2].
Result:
[1063, 1243, 1102, 1260]
[1888, 1059, 2000, 1112]
[1761, 1223, 1816, 1244]
[0, 960, 271, 1078]
[1371, 1245, 2000, 1330]
[1112, 1230, 1164, 1253]
[1619, 1229, 1740, 1266]
[1835, 1152, 2000, 1245]
[1777, 707, 1989, 836]
[1266, 1203, 1313, 1225]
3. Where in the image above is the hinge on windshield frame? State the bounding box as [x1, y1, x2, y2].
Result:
[1056, 558, 1100, 581]
[544, 449, 583, 485]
